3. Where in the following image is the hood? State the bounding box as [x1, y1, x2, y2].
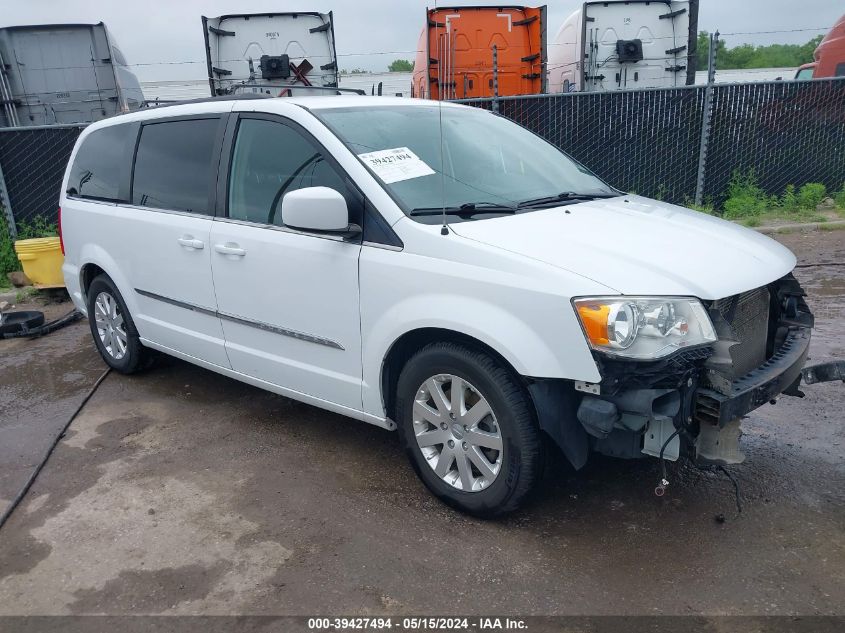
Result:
[448, 195, 796, 300]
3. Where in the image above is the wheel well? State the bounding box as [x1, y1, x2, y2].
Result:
[80, 263, 106, 300]
[381, 327, 524, 420]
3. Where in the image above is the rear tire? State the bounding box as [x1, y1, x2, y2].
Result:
[395, 342, 542, 517]
[86, 274, 149, 374]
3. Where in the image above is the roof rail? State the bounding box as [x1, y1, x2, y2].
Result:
[138, 85, 367, 111]
[229, 84, 366, 96]
[139, 93, 272, 109]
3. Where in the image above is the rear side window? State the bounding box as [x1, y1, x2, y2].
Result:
[132, 118, 219, 214]
[67, 125, 131, 201]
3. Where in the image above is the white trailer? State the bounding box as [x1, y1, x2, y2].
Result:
[547, 0, 698, 93]
[202, 12, 340, 97]
[0, 22, 144, 127]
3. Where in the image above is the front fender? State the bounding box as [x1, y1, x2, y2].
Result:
[361, 292, 601, 418]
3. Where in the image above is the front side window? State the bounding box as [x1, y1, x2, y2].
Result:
[313, 105, 617, 223]
[67, 124, 131, 201]
[132, 118, 219, 214]
[227, 118, 349, 225]
[836, 63, 845, 78]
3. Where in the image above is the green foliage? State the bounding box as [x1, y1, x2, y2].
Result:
[722, 171, 768, 219]
[797, 183, 827, 210]
[388, 59, 413, 72]
[682, 195, 715, 215]
[833, 183, 845, 211]
[16, 216, 57, 239]
[780, 184, 798, 212]
[696, 31, 822, 71]
[0, 210, 18, 284]
[15, 286, 39, 303]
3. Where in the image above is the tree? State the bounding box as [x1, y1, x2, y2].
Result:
[388, 59, 414, 72]
[697, 31, 727, 70]
[696, 31, 822, 71]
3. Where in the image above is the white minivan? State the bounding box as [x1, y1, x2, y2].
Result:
[60, 95, 831, 516]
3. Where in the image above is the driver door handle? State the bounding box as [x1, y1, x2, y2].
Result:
[214, 243, 247, 257]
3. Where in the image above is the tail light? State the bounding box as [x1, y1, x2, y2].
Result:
[58, 206, 64, 255]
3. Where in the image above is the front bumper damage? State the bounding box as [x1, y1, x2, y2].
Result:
[545, 273, 844, 470]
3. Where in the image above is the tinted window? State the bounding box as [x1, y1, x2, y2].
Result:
[228, 118, 349, 225]
[836, 63, 845, 77]
[132, 118, 219, 214]
[67, 125, 130, 201]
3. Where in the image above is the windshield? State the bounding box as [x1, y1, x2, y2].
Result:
[313, 104, 618, 223]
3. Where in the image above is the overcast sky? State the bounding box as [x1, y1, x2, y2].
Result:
[2, 0, 840, 81]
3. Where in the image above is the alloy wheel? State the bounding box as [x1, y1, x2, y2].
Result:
[94, 291, 128, 360]
[413, 374, 503, 492]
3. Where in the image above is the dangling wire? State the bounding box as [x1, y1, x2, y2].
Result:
[654, 427, 681, 496]
[435, 0, 449, 236]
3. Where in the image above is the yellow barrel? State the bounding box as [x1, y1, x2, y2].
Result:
[14, 237, 65, 287]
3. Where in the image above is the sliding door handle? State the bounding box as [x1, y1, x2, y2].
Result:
[214, 243, 246, 257]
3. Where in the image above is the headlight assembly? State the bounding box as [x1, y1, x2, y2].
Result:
[573, 296, 717, 360]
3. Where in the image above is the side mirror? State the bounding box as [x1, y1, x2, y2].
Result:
[281, 187, 361, 238]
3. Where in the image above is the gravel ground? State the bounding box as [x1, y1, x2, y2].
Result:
[0, 229, 842, 617]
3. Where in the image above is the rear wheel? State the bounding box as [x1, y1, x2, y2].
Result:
[86, 275, 149, 374]
[396, 342, 542, 517]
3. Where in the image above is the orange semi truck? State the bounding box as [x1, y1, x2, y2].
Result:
[412, 5, 547, 100]
[795, 14, 845, 80]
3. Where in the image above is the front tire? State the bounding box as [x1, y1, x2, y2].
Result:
[396, 342, 542, 517]
[86, 274, 149, 374]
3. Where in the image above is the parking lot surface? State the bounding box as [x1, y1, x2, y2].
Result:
[0, 230, 842, 616]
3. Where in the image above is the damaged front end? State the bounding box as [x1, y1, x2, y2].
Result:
[537, 274, 840, 473]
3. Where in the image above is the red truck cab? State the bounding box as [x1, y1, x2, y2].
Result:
[795, 14, 845, 80]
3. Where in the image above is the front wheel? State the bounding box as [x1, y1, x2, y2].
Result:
[395, 342, 542, 517]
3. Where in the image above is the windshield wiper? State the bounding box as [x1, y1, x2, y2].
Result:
[517, 191, 620, 209]
[409, 201, 517, 217]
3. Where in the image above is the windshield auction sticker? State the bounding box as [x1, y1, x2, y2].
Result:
[358, 147, 436, 184]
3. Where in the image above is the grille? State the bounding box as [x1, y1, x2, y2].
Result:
[712, 287, 771, 378]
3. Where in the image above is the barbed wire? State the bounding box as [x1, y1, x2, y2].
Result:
[718, 27, 832, 36]
[0, 25, 831, 73]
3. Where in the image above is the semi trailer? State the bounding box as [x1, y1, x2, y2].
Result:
[202, 12, 340, 97]
[547, 0, 699, 93]
[412, 5, 548, 100]
[0, 22, 144, 127]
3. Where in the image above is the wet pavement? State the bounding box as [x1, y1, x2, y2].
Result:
[0, 230, 842, 616]
[0, 298, 104, 512]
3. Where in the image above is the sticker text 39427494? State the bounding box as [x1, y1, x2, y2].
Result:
[357, 147, 436, 184]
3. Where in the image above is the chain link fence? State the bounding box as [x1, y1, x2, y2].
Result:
[0, 78, 844, 232]
[0, 124, 85, 233]
[458, 77, 845, 206]
[704, 79, 845, 206]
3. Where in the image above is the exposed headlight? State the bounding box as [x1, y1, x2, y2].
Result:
[573, 296, 717, 360]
